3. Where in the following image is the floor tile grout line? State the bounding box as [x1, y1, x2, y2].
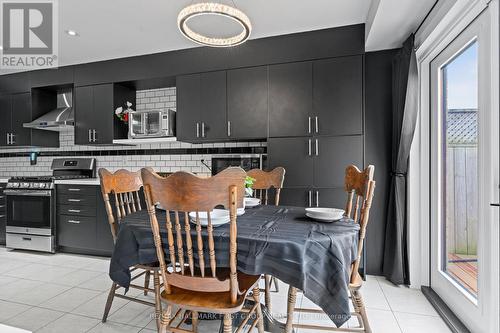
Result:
[375, 276, 404, 333]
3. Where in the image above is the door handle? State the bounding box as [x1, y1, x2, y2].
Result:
[88, 129, 92, 142]
[308, 139, 312, 156]
[316, 191, 319, 207]
[315, 139, 319, 156]
[6, 133, 9, 145]
[315, 116, 319, 133]
[308, 190, 312, 207]
[308, 117, 312, 134]
[201, 122, 205, 138]
[10, 133, 15, 145]
[491, 203, 500, 207]
[93, 130, 97, 142]
[227, 121, 231, 137]
[196, 122, 200, 138]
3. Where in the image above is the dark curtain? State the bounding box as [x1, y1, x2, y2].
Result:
[382, 34, 419, 285]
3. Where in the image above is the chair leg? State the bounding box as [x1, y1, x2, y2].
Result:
[102, 282, 117, 323]
[284, 286, 298, 333]
[252, 287, 265, 333]
[351, 289, 371, 333]
[192, 311, 199, 333]
[160, 305, 172, 333]
[223, 313, 232, 333]
[144, 270, 151, 296]
[264, 274, 272, 313]
[153, 270, 163, 331]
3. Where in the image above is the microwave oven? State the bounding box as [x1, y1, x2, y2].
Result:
[128, 109, 176, 139]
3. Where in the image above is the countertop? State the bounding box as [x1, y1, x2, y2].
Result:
[54, 178, 101, 186]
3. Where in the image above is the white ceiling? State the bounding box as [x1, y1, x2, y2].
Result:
[0, 0, 436, 74]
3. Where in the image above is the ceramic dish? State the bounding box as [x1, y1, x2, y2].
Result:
[305, 207, 345, 222]
[244, 197, 261, 208]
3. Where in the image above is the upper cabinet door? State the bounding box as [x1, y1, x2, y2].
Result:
[227, 66, 268, 139]
[0, 95, 12, 146]
[11, 93, 32, 146]
[267, 137, 314, 187]
[313, 56, 363, 136]
[92, 84, 114, 144]
[176, 74, 201, 142]
[313, 135, 363, 187]
[269, 62, 312, 137]
[74, 86, 94, 145]
[200, 71, 227, 141]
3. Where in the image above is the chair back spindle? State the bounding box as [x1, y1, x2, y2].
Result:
[247, 167, 285, 206]
[343, 165, 375, 284]
[141, 167, 246, 305]
[99, 168, 151, 242]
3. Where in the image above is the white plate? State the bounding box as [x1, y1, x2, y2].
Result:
[305, 207, 344, 222]
[189, 209, 230, 227]
[245, 197, 261, 208]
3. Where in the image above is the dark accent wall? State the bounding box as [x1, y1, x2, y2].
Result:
[365, 49, 398, 275]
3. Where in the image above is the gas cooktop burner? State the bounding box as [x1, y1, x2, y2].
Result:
[9, 175, 91, 182]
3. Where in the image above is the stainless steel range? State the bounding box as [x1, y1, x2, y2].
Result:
[5, 158, 96, 253]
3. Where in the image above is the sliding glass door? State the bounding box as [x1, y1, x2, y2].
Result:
[430, 8, 498, 333]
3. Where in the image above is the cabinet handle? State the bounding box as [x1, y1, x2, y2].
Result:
[22, 237, 32, 241]
[67, 188, 81, 192]
[201, 122, 205, 138]
[93, 130, 97, 142]
[88, 129, 92, 142]
[68, 220, 81, 224]
[0, 215, 5, 218]
[308, 190, 312, 207]
[10, 133, 15, 145]
[315, 116, 319, 133]
[308, 139, 312, 156]
[308, 117, 312, 134]
[6, 133, 9, 145]
[68, 209, 81, 213]
[315, 139, 319, 156]
[316, 191, 319, 207]
[67, 199, 81, 202]
[196, 122, 200, 138]
[227, 121, 231, 137]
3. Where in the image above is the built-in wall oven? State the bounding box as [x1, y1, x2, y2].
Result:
[211, 154, 266, 175]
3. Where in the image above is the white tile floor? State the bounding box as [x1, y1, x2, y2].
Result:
[0, 247, 451, 333]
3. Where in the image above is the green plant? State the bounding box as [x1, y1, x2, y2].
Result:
[245, 176, 255, 197]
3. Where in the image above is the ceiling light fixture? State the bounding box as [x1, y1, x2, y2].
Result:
[177, 2, 251, 47]
[65, 30, 79, 37]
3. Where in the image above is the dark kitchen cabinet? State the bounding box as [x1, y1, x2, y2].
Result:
[313, 135, 363, 187]
[56, 184, 114, 256]
[176, 74, 201, 142]
[176, 71, 227, 142]
[0, 93, 58, 147]
[268, 137, 313, 187]
[74, 83, 134, 145]
[279, 188, 314, 207]
[278, 187, 346, 208]
[0, 182, 6, 245]
[269, 62, 312, 137]
[313, 56, 363, 136]
[227, 66, 268, 139]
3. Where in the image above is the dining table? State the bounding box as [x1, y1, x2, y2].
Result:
[108, 204, 360, 330]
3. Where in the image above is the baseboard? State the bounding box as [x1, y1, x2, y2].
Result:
[421, 286, 471, 333]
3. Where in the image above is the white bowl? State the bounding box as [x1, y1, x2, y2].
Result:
[189, 209, 230, 227]
[244, 197, 261, 208]
[305, 207, 345, 222]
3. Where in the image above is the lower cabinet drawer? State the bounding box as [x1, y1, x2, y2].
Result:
[58, 194, 96, 206]
[57, 215, 96, 249]
[58, 204, 96, 217]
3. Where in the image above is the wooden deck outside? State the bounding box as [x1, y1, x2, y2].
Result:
[447, 253, 478, 295]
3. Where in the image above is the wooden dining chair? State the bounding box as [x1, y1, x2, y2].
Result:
[99, 168, 163, 330]
[284, 165, 375, 333]
[141, 167, 265, 333]
[246, 167, 285, 312]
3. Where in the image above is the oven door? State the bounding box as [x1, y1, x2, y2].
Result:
[4, 190, 53, 236]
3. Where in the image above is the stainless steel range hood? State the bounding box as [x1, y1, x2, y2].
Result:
[23, 90, 73, 131]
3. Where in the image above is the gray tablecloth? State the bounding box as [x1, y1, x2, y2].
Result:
[109, 205, 359, 327]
